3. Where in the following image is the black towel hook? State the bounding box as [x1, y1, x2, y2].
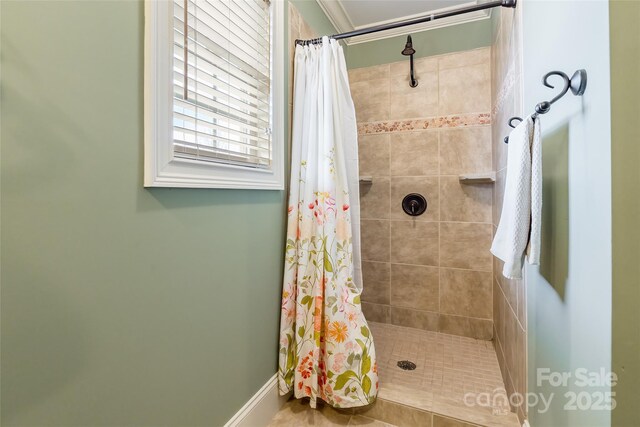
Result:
[543, 71, 571, 104]
[509, 117, 523, 128]
[503, 117, 524, 143]
[504, 69, 587, 143]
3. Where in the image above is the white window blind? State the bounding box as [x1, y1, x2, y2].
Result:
[172, 0, 272, 169]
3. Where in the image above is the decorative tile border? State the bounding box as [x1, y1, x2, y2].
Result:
[357, 112, 491, 135]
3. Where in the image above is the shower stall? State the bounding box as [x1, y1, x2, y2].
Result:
[346, 5, 526, 427]
[281, 1, 528, 426]
[350, 44, 519, 426]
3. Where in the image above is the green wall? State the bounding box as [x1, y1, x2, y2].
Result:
[522, 1, 613, 426]
[610, 1, 640, 425]
[346, 19, 492, 69]
[0, 0, 334, 425]
[0, 0, 337, 424]
[290, 0, 338, 41]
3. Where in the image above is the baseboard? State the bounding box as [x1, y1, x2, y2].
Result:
[224, 374, 289, 427]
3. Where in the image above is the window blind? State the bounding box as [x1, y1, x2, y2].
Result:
[172, 0, 272, 169]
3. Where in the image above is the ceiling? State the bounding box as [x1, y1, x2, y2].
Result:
[316, 0, 492, 45]
[339, 0, 472, 27]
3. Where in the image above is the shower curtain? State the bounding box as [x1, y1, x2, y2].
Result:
[278, 37, 378, 409]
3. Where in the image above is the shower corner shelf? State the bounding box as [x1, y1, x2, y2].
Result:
[359, 176, 373, 184]
[459, 172, 496, 184]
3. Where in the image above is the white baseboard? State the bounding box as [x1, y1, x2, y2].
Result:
[224, 374, 289, 427]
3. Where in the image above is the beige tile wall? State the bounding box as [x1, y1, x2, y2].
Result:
[491, 6, 527, 424]
[349, 47, 494, 341]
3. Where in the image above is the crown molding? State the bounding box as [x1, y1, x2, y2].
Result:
[315, 0, 353, 34]
[315, 0, 492, 46]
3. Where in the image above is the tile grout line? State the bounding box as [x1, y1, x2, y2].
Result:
[437, 128, 442, 321]
[363, 217, 495, 226]
[361, 259, 493, 274]
[387, 132, 392, 315]
[365, 302, 494, 324]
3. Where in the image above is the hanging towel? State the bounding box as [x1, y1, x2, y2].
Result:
[491, 115, 542, 279]
[527, 118, 542, 264]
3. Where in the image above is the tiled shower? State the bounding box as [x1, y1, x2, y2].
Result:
[345, 7, 526, 426]
[351, 50, 494, 340]
[287, 3, 525, 426]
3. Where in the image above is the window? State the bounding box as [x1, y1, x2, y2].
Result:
[144, 0, 285, 189]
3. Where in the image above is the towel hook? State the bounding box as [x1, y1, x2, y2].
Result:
[541, 71, 571, 108]
[503, 117, 524, 143]
[504, 69, 587, 143]
[509, 117, 523, 128]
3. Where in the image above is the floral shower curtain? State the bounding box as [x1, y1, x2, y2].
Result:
[278, 37, 378, 409]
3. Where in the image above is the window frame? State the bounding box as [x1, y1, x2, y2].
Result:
[144, 0, 285, 189]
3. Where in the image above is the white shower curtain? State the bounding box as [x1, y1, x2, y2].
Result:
[278, 37, 378, 409]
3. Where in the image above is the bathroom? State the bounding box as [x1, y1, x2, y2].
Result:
[0, 1, 637, 427]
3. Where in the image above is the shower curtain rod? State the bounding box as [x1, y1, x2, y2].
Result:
[295, 0, 517, 45]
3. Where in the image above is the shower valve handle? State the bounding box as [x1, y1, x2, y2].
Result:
[410, 200, 418, 215]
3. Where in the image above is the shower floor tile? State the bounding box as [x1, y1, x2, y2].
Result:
[268, 398, 397, 426]
[370, 322, 520, 427]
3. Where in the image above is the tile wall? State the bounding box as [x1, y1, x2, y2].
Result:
[348, 48, 494, 341]
[491, 6, 528, 423]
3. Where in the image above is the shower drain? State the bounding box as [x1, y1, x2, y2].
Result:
[396, 360, 417, 370]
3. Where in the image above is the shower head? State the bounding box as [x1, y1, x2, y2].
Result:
[402, 35, 415, 56]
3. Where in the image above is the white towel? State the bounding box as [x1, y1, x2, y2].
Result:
[527, 118, 542, 264]
[491, 115, 542, 279]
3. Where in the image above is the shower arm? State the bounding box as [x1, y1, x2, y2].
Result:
[408, 55, 418, 88]
[295, 0, 517, 45]
[402, 35, 418, 88]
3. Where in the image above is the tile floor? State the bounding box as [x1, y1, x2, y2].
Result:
[268, 397, 489, 427]
[270, 323, 520, 427]
[269, 399, 394, 426]
[371, 322, 519, 426]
